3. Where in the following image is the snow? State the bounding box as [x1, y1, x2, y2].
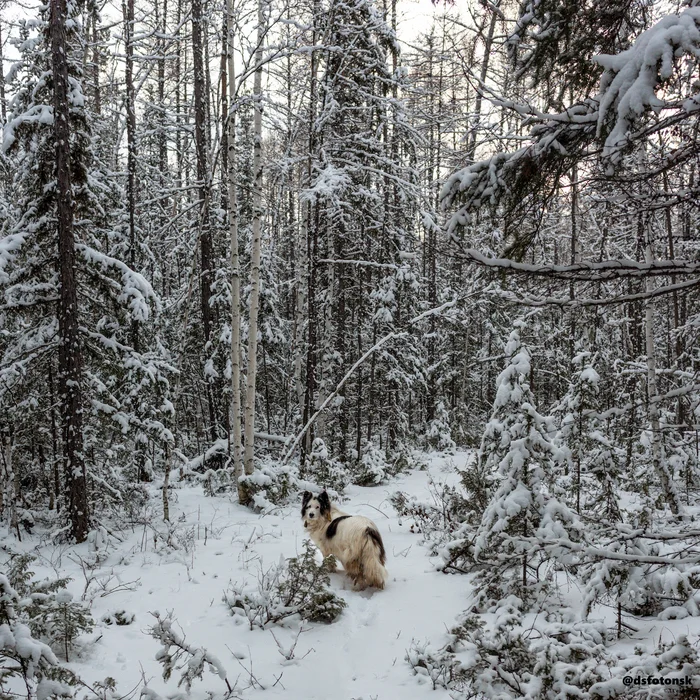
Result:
[0, 232, 29, 284]
[77, 244, 159, 321]
[1, 454, 471, 700]
[2, 104, 53, 152]
[6, 450, 700, 699]
[594, 7, 700, 161]
[300, 165, 352, 204]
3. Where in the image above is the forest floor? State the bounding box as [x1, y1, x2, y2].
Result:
[11, 452, 471, 700]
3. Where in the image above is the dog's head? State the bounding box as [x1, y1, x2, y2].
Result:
[301, 490, 332, 529]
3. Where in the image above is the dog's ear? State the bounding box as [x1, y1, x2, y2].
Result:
[318, 491, 331, 520]
[301, 490, 312, 516]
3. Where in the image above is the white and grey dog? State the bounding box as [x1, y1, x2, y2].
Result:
[301, 490, 388, 590]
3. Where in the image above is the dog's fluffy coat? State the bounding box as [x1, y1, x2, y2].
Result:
[301, 491, 388, 590]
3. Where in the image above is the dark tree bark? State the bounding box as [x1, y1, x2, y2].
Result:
[50, 0, 88, 542]
[301, 1, 320, 461]
[157, 0, 168, 175]
[123, 0, 139, 352]
[0, 9, 7, 123]
[191, 0, 218, 446]
[334, 227, 348, 456]
[48, 364, 59, 511]
[90, 7, 101, 114]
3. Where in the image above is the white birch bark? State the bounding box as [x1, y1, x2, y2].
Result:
[1, 432, 19, 538]
[242, 0, 265, 485]
[226, 0, 243, 485]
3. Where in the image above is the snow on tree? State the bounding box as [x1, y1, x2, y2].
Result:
[295, 0, 424, 462]
[300, 437, 349, 492]
[554, 350, 622, 520]
[352, 440, 391, 487]
[426, 400, 456, 453]
[594, 6, 700, 163]
[0, 0, 172, 536]
[472, 321, 581, 605]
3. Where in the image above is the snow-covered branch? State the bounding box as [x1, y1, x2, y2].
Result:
[452, 246, 700, 281]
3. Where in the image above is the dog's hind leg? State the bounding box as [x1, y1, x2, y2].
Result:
[362, 563, 386, 590]
[343, 558, 364, 589]
[362, 531, 388, 589]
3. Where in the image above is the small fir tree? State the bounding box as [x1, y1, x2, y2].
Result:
[473, 322, 580, 606]
[426, 400, 456, 453]
[554, 350, 622, 521]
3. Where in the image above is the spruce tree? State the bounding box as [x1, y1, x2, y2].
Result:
[473, 322, 579, 605]
[1, 0, 172, 536]
[554, 350, 621, 520]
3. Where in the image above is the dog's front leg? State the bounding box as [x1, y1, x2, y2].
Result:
[318, 545, 337, 570]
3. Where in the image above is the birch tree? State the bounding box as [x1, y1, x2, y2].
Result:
[239, 0, 266, 503]
[227, 0, 243, 487]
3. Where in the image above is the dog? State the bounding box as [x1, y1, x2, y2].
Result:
[301, 490, 388, 590]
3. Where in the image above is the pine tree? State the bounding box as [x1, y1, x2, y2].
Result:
[426, 400, 456, 453]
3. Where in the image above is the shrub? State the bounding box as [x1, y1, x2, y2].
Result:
[224, 541, 346, 629]
[5, 554, 93, 662]
[237, 459, 294, 511]
[351, 441, 390, 486]
[148, 613, 232, 693]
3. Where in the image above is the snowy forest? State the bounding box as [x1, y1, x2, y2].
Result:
[2, 0, 700, 697]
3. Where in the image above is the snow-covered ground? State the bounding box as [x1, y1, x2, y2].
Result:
[7, 453, 471, 700]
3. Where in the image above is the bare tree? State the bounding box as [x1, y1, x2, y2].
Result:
[240, 0, 265, 500]
[227, 0, 243, 488]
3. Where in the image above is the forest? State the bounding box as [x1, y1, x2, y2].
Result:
[2, 0, 700, 697]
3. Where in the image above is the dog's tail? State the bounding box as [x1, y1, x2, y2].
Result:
[363, 527, 388, 589]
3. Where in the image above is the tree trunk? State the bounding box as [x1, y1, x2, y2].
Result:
[90, 7, 101, 114]
[662, 169, 684, 423]
[51, 0, 89, 542]
[175, 0, 183, 194]
[240, 0, 265, 499]
[569, 162, 579, 358]
[467, 4, 499, 162]
[122, 0, 139, 352]
[315, 219, 334, 442]
[291, 34, 306, 434]
[1, 429, 20, 538]
[48, 364, 59, 511]
[301, 0, 320, 462]
[156, 0, 168, 298]
[163, 444, 171, 521]
[643, 221, 680, 516]
[192, 0, 218, 446]
[0, 14, 6, 123]
[157, 0, 168, 175]
[226, 0, 243, 485]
